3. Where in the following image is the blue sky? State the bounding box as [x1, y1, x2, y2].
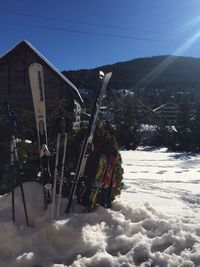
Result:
[2, 0, 200, 70]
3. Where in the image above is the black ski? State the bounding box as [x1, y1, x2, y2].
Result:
[66, 71, 112, 213]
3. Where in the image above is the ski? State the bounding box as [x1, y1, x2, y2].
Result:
[56, 132, 68, 218]
[98, 152, 117, 208]
[88, 154, 108, 211]
[105, 167, 116, 209]
[29, 63, 51, 210]
[7, 104, 29, 226]
[66, 71, 112, 213]
[51, 117, 68, 220]
[51, 133, 60, 220]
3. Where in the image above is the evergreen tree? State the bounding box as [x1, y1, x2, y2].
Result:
[111, 95, 140, 149]
[190, 104, 200, 150]
[176, 102, 192, 150]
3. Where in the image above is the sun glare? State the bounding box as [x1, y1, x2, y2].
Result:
[134, 29, 200, 89]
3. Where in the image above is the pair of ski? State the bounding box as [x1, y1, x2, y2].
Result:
[29, 63, 68, 219]
[51, 129, 68, 220]
[29, 63, 51, 211]
[99, 153, 117, 209]
[66, 71, 112, 213]
[89, 153, 116, 211]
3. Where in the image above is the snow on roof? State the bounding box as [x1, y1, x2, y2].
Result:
[136, 100, 155, 113]
[0, 40, 83, 103]
[153, 102, 180, 112]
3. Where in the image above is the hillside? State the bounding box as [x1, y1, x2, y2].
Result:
[63, 55, 200, 91]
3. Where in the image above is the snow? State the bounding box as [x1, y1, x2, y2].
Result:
[121, 147, 200, 216]
[1, 148, 200, 266]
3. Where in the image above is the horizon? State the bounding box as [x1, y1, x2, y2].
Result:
[65, 54, 200, 72]
[2, 0, 200, 71]
[2, 40, 200, 72]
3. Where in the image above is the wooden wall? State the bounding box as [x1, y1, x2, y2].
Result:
[0, 43, 76, 114]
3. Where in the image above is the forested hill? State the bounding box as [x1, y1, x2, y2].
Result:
[62, 55, 200, 91]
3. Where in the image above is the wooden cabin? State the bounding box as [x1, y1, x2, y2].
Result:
[153, 102, 181, 124]
[0, 40, 83, 119]
[0, 40, 84, 184]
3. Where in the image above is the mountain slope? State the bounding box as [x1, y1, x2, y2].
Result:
[63, 55, 200, 90]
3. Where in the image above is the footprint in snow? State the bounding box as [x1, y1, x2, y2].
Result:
[156, 170, 167, 174]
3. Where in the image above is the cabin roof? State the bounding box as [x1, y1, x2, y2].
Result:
[0, 40, 83, 103]
[153, 102, 180, 112]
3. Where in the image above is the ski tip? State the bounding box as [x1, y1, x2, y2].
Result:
[28, 62, 43, 71]
[99, 71, 104, 79]
[99, 71, 112, 81]
[106, 72, 112, 79]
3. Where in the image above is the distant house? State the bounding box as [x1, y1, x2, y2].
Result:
[136, 100, 155, 123]
[135, 100, 183, 125]
[99, 106, 114, 121]
[0, 40, 83, 117]
[153, 102, 181, 123]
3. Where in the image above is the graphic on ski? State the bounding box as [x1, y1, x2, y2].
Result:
[7, 103, 29, 226]
[66, 71, 112, 213]
[29, 63, 47, 147]
[29, 63, 51, 210]
[98, 152, 117, 208]
[88, 154, 108, 211]
[105, 166, 116, 209]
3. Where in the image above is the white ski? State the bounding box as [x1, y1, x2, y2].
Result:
[29, 63, 48, 148]
[29, 63, 51, 209]
[51, 122, 68, 220]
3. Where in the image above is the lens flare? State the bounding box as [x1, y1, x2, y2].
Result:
[134, 31, 200, 88]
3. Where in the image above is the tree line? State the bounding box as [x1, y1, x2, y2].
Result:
[100, 92, 200, 152]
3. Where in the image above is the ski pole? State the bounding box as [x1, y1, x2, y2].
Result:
[56, 133, 68, 218]
[12, 136, 29, 226]
[7, 104, 29, 226]
[10, 140, 15, 222]
[51, 134, 61, 220]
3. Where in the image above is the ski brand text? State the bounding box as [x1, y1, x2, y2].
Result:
[37, 71, 44, 101]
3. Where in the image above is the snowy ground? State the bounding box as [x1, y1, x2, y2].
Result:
[1, 147, 200, 266]
[121, 147, 200, 216]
